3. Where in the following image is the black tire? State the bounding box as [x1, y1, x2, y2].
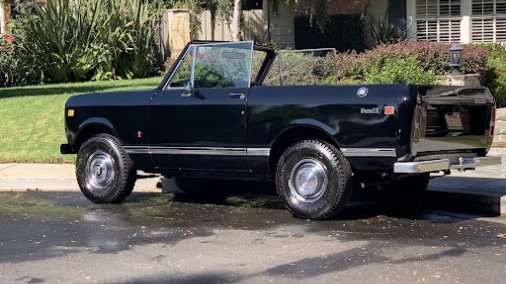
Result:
[76, 134, 136, 203]
[382, 174, 430, 212]
[275, 140, 354, 220]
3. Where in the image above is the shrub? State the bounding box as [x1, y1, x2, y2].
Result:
[333, 41, 489, 86]
[11, 0, 162, 84]
[365, 56, 437, 85]
[264, 51, 338, 86]
[482, 43, 506, 107]
[0, 34, 25, 87]
[358, 41, 488, 76]
[335, 50, 362, 81]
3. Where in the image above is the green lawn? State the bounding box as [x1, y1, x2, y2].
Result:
[0, 77, 162, 163]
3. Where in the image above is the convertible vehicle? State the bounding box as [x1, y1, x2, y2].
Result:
[61, 41, 501, 219]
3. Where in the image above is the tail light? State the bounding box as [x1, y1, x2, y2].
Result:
[414, 105, 422, 141]
[489, 106, 496, 137]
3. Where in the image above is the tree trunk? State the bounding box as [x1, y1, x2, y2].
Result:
[231, 0, 241, 41]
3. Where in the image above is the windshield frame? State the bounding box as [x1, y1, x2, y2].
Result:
[160, 41, 264, 91]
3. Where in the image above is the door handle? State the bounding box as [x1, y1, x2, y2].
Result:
[229, 93, 246, 100]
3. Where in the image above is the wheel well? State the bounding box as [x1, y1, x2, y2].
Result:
[74, 125, 115, 151]
[269, 126, 339, 176]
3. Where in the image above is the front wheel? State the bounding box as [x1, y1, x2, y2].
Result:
[275, 140, 354, 220]
[76, 134, 136, 203]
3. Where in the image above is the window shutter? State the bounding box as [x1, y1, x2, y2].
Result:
[497, 1, 506, 41]
[473, 18, 495, 42]
[440, 19, 462, 42]
[471, 0, 506, 42]
[496, 18, 506, 41]
[416, 0, 461, 42]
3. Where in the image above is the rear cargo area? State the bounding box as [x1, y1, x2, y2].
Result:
[415, 86, 495, 155]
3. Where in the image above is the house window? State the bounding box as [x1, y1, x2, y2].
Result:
[416, 0, 461, 42]
[471, 0, 506, 42]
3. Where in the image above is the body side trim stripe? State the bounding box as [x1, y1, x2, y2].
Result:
[340, 148, 397, 157]
[246, 148, 270, 156]
[125, 146, 395, 157]
[124, 146, 270, 157]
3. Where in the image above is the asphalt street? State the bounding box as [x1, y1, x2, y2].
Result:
[0, 190, 505, 284]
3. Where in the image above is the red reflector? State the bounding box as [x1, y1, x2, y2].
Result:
[384, 106, 395, 115]
[489, 106, 496, 137]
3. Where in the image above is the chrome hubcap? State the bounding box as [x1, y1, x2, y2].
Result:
[94, 165, 103, 176]
[85, 151, 115, 191]
[289, 159, 328, 202]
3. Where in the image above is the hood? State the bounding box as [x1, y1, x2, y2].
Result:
[66, 89, 155, 108]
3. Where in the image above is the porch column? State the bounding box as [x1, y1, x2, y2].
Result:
[460, 0, 472, 43]
[406, 0, 416, 40]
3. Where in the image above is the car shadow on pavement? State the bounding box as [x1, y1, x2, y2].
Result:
[427, 176, 506, 216]
[156, 177, 502, 222]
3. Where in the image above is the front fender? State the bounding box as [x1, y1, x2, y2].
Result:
[69, 117, 118, 148]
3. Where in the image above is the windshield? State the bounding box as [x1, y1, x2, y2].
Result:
[193, 42, 253, 89]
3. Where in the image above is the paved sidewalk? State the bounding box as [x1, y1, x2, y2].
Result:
[0, 163, 160, 193]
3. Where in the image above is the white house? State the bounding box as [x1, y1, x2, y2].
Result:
[2, 0, 504, 46]
[405, 0, 506, 43]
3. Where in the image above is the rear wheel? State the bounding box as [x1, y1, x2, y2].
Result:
[76, 134, 136, 203]
[275, 140, 354, 220]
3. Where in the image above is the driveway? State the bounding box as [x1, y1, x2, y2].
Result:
[0, 190, 505, 283]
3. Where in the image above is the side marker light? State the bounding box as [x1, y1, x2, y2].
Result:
[384, 106, 395, 115]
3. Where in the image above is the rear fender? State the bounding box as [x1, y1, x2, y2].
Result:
[268, 123, 341, 175]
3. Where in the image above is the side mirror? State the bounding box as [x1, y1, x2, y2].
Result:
[181, 81, 193, 97]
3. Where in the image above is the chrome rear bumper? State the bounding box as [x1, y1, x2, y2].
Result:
[394, 156, 502, 174]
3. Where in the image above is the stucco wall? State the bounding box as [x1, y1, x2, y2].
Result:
[327, 0, 365, 14]
[367, 0, 389, 22]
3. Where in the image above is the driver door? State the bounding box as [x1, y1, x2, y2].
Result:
[149, 42, 253, 173]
